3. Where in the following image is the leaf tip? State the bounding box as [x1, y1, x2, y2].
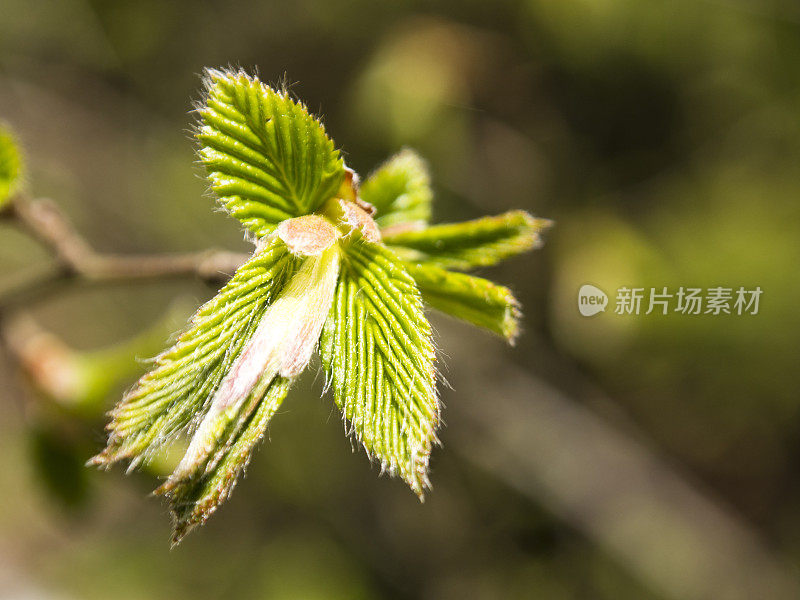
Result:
[518, 210, 554, 251]
[85, 452, 108, 469]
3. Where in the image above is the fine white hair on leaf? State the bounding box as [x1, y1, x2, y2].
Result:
[319, 240, 439, 499]
[162, 245, 340, 490]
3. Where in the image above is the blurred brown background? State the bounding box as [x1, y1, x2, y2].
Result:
[2, 1, 800, 598]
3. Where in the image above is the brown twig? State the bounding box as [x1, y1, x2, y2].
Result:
[0, 195, 249, 312]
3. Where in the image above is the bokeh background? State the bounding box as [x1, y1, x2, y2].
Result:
[2, 1, 800, 598]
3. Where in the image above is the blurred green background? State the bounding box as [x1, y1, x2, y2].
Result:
[2, 1, 800, 598]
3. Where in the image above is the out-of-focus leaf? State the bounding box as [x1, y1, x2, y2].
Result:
[29, 421, 91, 510]
[197, 69, 345, 237]
[0, 124, 23, 208]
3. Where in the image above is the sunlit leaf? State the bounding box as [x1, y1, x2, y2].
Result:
[91, 239, 296, 468]
[157, 245, 339, 493]
[197, 69, 345, 237]
[385, 210, 550, 270]
[88, 69, 550, 541]
[320, 240, 438, 496]
[167, 375, 292, 544]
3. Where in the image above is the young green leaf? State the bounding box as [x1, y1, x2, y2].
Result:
[360, 149, 432, 231]
[90, 239, 296, 469]
[197, 69, 345, 237]
[166, 375, 292, 545]
[158, 244, 340, 493]
[406, 262, 521, 343]
[384, 210, 551, 271]
[0, 124, 23, 208]
[320, 240, 438, 497]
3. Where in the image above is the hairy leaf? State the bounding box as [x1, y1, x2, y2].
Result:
[198, 69, 345, 237]
[384, 210, 550, 271]
[320, 241, 438, 497]
[90, 239, 295, 468]
[360, 149, 432, 230]
[406, 262, 521, 342]
[0, 124, 22, 207]
[158, 245, 340, 492]
[166, 375, 292, 545]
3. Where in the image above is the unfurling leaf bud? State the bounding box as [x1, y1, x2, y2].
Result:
[92, 69, 549, 542]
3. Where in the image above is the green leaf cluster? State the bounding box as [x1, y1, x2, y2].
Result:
[93, 69, 550, 542]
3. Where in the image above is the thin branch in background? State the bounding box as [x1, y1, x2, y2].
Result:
[0, 195, 248, 312]
[447, 340, 800, 600]
[0, 193, 248, 393]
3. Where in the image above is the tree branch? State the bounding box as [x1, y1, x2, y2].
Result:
[0, 196, 249, 311]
